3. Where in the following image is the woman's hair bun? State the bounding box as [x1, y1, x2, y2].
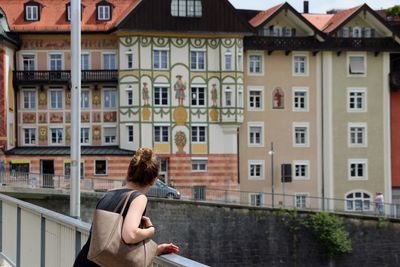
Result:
[136, 147, 153, 163]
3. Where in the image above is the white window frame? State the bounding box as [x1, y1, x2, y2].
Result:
[238, 87, 244, 108]
[154, 85, 169, 106]
[97, 5, 111, 21]
[348, 159, 368, 181]
[295, 193, 309, 209]
[352, 26, 362, 38]
[49, 126, 64, 145]
[48, 53, 63, 71]
[125, 49, 133, 69]
[125, 86, 133, 106]
[293, 160, 310, 180]
[292, 53, 308, 76]
[292, 87, 309, 112]
[249, 193, 264, 207]
[102, 52, 117, 70]
[103, 126, 117, 145]
[81, 53, 90, 70]
[23, 128, 36, 146]
[248, 160, 265, 180]
[345, 190, 372, 211]
[248, 53, 263, 75]
[191, 125, 207, 143]
[224, 50, 232, 71]
[248, 122, 264, 147]
[348, 122, 368, 147]
[191, 157, 208, 172]
[103, 88, 117, 109]
[347, 53, 367, 77]
[248, 86, 264, 111]
[127, 124, 134, 143]
[190, 50, 206, 71]
[22, 54, 36, 71]
[80, 127, 91, 145]
[48, 89, 63, 109]
[224, 86, 233, 107]
[191, 86, 206, 107]
[237, 53, 243, 72]
[154, 125, 170, 143]
[26, 5, 39, 21]
[347, 87, 367, 112]
[94, 160, 108, 176]
[293, 122, 310, 147]
[22, 89, 36, 109]
[153, 49, 169, 70]
[81, 89, 90, 109]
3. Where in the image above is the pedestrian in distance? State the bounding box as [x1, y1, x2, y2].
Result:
[375, 192, 384, 216]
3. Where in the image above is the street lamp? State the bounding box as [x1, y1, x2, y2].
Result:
[268, 142, 275, 208]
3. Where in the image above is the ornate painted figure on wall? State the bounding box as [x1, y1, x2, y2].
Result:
[142, 82, 150, 105]
[211, 84, 218, 106]
[174, 75, 186, 106]
[272, 87, 284, 109]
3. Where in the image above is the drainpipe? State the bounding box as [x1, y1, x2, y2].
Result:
[321, 52, 325, 209]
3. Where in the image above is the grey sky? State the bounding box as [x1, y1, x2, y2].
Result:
[229, 0, 398, 13]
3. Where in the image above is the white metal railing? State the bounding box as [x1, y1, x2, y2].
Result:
[0, 193, 208, 267]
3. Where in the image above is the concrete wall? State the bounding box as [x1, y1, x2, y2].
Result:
[13, 192, 400, 267]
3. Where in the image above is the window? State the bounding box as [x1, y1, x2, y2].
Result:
[127, 125, 134, 143]
[250, 193, 263, 207]
[341, 27, 350, 37]
[49, 89, 63, 109]
[23, 90, 36, 109]
[249, 55, 262, 74]
[348, 123, 367, 147]
[50, 128, 64, 145]
[171, 0, 202, 17]
[95, 160, 107, 175]
[238, 88, 243, 108]
[103, 127, 117, 144]
[191, 126, 206, 143]
[49, 54, 63, 71]
[348, 159, 368, 180]
[348, 55, 366, 75]
[249, 89, 262, 110]
[22, 55, 35, 71]
[193, 186, 206, 200]
[154, 87, 169, 106]
[293, 123, 309, 147]
[224, 87, 232, 107]
[81, 90, 89, 109]
[126, 50, 133, 69]
[248, 160, 264, 180]
[81, 54, 90, 70]
[97, 4, 111, 21]
[67, 4, 71, 21]
[293, 55, 307, 75]
[64, 162, 84, 179]
[191, 87, 205, 106]
[192, 159, 208, 172]
[158, 158, 169, 183]
[23, 128, 36, 145]
[224, 50, 232, 70]
[295, 193, 309, 209]
[293, 88, 308, 111]
[238, 54, 243, 71]
[348, 88, 366, 112]
[80, 127, 90, 144]
[154, 126, 169, 143]
[248, 124, 263, 146]
[25, 5, 39, 21]
[352, 27, 362, 38]
[104, 89, 117, 108]
[190, 51, 205, 70]
[153, 50, 168, 69]
[293, 161, 309, 180]
[127, 89, 133, 106]
[103, 53, 116, 70]
[345, 191, 371, 211]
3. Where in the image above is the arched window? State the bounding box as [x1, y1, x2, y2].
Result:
[171, 0, 202, 17]
[352, 26, 362, 38]
[345, 191, 372, 211]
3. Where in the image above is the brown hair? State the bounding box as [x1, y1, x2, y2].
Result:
[126, 147, 159, 186]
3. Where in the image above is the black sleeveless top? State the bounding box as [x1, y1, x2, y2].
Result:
[73, 188, 142, 267]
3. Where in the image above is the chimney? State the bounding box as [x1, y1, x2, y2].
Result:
[303, 1, 309, 14]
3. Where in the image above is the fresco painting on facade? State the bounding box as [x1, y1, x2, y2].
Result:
[272, 87, 284, 109]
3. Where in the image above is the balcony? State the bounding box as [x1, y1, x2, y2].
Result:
[325, 37, 400, 52]
[13, 70, 118, 86]
[244, 36, 320, 52]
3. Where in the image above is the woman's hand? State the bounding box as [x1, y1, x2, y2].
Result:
[141, 216, 153, 228]
[156, 243, 180, 256]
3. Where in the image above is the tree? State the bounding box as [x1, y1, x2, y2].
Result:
[386, 5, 400, 17]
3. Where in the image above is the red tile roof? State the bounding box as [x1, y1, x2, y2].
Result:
[0, 0, 141, 32]
[249, 3, 284, 28]
[302, 14, 333, 31]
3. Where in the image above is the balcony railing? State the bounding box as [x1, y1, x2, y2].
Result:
[244, 36, 320, 52]
[13, 70, 118, 85]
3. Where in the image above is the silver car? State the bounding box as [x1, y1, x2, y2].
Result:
[147, 179, 181, 199]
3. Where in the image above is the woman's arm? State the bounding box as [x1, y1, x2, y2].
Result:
[121, 194, 155, 244]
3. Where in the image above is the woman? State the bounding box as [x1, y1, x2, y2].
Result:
[74, 148, 179, 266]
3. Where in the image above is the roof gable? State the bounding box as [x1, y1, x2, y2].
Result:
[117, 0, 251, 35]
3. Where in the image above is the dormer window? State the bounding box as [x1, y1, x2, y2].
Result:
[97, 1, 112, 21]
[24, 1, 41, 21]
[66, 3, 84, 22]
[171, 0, 202, 17]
